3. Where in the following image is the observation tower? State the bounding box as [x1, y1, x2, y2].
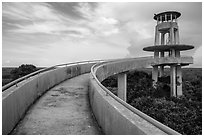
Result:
[143, 11, 194, 97]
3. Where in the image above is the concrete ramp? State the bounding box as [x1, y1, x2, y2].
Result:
[11, 73, 103, 135]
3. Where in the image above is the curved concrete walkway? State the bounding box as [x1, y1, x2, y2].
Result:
[11, 73, 103, 135]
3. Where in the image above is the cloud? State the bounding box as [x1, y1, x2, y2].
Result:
[3, 3, 89, 37]
[3, 2, 120, 38]
[8, 21, 91, 38]
[35, 37, 128, 66]
[74, 2, 119, 36]
[2, 2, 202, 67]
[3, 3, 61, 21]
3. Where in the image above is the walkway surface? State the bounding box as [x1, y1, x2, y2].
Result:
[11, 73, 103, 135]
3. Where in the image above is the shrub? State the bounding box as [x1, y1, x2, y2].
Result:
[10, 64, 37, 80]
[102, 69, 202, 134]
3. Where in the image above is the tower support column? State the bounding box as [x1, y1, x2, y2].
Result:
[177, 65, 182, 96]
[160, 33, 165, 77]
[117, 72, 127, 102]
[170, 27, 175, 44]
[159, 65, 164, 77]
[152, 66, 158, 86]
[175, 29, 180, 44]
[170, 65, 177, 97]
[153, 50, 159, 86]
[154, 27, 160, 45]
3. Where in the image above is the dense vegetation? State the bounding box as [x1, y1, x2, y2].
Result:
[102, 68, 202, 135]
[10, 64, 37, 80]
[2, 64, 41, 86]
[2, 67, 14, 86]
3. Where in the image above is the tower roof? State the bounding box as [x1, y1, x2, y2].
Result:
[153, 11, 181, 21]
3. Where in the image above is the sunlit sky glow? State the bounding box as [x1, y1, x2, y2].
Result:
[2, 2, 202, 67]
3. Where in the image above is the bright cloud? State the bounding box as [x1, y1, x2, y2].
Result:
[74, 2, 119, 36]
[2, 2, 202, 67]
[3, 3, 61, 21]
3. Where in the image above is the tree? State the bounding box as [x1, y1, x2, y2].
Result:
[10, 64, 37, 80]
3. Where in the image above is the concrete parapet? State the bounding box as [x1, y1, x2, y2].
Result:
[89, 57, 180, 135]
[2, 63, 95, 135]
[2, 58, 181, 135]
[89, 79, 166, 134]
[95, 57, 154, 82]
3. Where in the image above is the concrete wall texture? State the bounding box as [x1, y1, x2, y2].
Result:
[2, 63, 95, 135]
[89, 79, 166, 134]
[89, 57, 180, 135]
[89, 57, 167, 135]
[2, 58, 180, 135]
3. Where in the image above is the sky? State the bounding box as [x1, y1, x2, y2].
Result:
[2, 2, 202, 67]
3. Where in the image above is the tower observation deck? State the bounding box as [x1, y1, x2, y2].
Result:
[143, 11, 194, 97]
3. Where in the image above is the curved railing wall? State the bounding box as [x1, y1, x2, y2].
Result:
[89, 57, 180, 135]
[3, 57, 181, 135]
[2, 60, 104, 135]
